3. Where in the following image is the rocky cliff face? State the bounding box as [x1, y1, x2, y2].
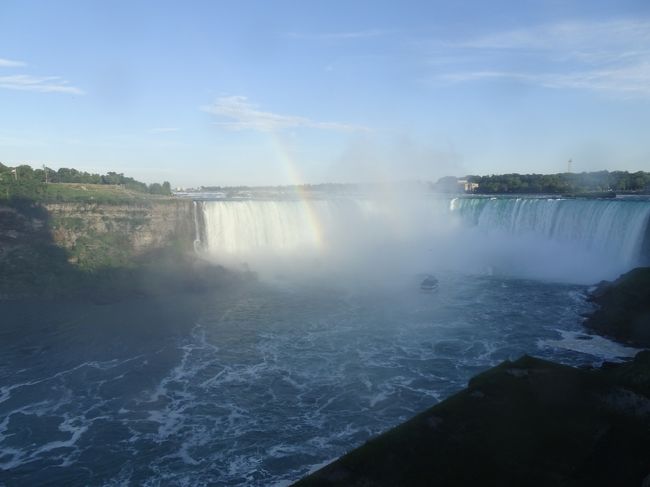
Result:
[0, 198, 248, 300]
[45, 200, 195, 267]
[0, 199, 195, 272]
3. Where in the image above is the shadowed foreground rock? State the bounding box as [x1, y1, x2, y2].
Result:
[584, 267, 650, 347]
[294, 352, 650, 487]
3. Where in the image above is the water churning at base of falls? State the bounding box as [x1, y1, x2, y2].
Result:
[197, 195, 650, 283]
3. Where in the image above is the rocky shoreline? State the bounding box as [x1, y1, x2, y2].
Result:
[584, 267, 650, 347]
[294, 268, 650, 486]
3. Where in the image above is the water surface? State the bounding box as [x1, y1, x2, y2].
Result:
[0, 273, 623, 486]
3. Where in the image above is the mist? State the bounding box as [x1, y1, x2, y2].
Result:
[196, 193, 650, 285]
[322, 133, 466, 185]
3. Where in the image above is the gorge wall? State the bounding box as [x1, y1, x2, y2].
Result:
[0, 199, 195, 298]
[45, 200, 195, 267]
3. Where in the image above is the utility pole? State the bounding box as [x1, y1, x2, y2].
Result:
[567, 159, 572, 173]
[43, 164, 48, 183]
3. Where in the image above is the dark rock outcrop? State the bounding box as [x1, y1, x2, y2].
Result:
[294, 353, 650, 487]
[584, 267, 650, 347]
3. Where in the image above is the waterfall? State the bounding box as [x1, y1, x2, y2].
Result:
[194, 196, 650, 281]
[451, 197, 650, 268]
[192, 201, 202, 253]
[199, 200, 326, 254]
[196, 198, 439, 254]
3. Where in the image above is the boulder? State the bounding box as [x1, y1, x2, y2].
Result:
[584, 267, 650, 347]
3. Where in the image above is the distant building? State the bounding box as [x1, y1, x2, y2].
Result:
[457, 179, 479, 192]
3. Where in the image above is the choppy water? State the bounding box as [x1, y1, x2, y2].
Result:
[0, 272, 636, 486]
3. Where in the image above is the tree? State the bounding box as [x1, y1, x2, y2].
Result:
[148, 183, 163, 194]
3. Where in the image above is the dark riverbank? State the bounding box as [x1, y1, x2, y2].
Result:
[294, 268, 650, 486]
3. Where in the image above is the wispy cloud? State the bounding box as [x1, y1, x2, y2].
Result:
[149, 127, 180, 133]
[0, 74, 84, 95]
[285, 29, 389, 41]
[202, 96, 368, 132]
[438, 65, 650, 97]
[454, 20, 650, 56]
[427, 19, 650, 98]
[0, 57, 26, 68]
[0, 57, 84, 95]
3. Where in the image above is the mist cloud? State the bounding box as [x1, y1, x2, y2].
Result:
[325, 134, 465, 183]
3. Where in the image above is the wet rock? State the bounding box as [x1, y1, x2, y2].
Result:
[293, 353, 650, 487]
[583, 267, 650, 347]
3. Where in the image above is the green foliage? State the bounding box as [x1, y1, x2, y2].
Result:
[0, 165, 47, 199]
[434, 171, 650, 194]
[70, 231, 135, 270]
[0, 162, 173, 202]
[41, 184, 153, 204]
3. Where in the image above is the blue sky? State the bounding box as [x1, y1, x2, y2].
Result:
[1, 0, 649, 186]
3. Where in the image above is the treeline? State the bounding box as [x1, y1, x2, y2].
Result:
[434, 171, 650, 194]
[0, 163, 172, 200]
[199, 183, 360, 192]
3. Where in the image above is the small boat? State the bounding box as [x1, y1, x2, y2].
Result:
[420, 275, 439, 291]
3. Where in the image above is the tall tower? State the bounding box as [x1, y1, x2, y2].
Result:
[567, 159, 572, 173]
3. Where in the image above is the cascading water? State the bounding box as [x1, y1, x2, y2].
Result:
[196, 196, 456, 282]
[200, 200, 327, 253]
[451, 197, 650, 268]
[192, 200, 202, 253]
[196, 195, 650, 282]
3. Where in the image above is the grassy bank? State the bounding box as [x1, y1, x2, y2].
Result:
[41, 183, 169, 204]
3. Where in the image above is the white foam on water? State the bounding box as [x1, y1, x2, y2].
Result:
[1, 269, 640, 486]
[538, 330, 643, 361]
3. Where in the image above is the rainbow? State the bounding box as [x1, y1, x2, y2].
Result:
[268, 133, 325, 250]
